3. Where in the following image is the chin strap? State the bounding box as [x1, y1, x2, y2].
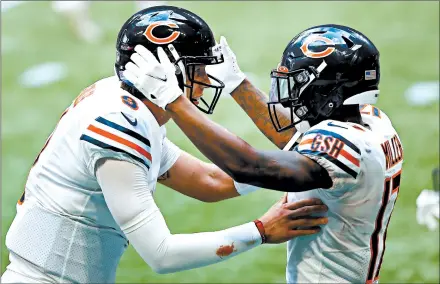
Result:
[168, 44, 186, 85]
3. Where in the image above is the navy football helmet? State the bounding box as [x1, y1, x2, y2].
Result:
[268, 24, 380, 132]
[115, 6, 225, 114]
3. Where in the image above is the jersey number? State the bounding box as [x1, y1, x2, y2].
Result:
[367, 169, 402, 282]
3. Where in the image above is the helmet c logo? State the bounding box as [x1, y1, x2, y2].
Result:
[277, 65, 289, 73]
[144, 21, 180, 45]
[300, 35, 335, 59]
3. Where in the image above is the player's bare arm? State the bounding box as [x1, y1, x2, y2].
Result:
[230, 79, 295, 149]
[207, 37, 296, 149]
[158, 151, 240, 202]
[125, 45, 332, 192]
[167, 96, 331, 191]
[96, 158, 328, 274]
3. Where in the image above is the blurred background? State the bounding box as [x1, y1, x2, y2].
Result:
[1, 1, 439, 283]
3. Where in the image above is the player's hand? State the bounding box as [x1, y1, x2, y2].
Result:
[259, 194, 328, 244]
[416, 189, 439, 231]
[124, 45, 183, 109]
[206, 36, 246, 95]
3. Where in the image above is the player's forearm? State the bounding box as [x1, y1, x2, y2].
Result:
[200, 164, 248, 201]
[231, 79, 295, 149]
[200, 163, 260, 199]
[167, 96, 261, 180]
[159, 151, 258, 202]
[167, 97, 328, 191]
[96, 159, 262, 274]
[194, 173, 240, 203]
[127, 214, 262, 274]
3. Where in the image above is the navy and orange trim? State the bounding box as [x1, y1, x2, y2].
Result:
[80, 116, 152, 169]
[80, 135, 150, 169]
[369, 170, 402, 282]
[298, 149, 358, 178]
[96, 117, 150, 148]
[366, 182, 391, 282]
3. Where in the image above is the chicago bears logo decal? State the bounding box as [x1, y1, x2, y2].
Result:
[121, 95, 139, 110]
[144, 21, 180, 45]
[274, 64, 289, 77]
[277, 65, 289, 73]
[300, 35, 335, 59]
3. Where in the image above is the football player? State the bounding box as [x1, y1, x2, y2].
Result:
[125, 24, 404, 283]
[1, 6, 329, 284]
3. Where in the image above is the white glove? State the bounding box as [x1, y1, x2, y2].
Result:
[124, 45, 183, 110]
[416, 189, 440, 231]
[206, 36, 246, 95]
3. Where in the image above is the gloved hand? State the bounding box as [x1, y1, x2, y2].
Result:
[206, 36, 246, 95]
[124, 44, 183, 110]
[416, 189, 439, 231]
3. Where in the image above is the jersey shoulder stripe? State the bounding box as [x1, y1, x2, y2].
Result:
[299, 149, 358, 178]
[297, 126, 362, 179]
[80, 134, 150, 169]
[299, 136, 360, 167]
[96, 116, 150, 148]
[81, 116, 152, 169]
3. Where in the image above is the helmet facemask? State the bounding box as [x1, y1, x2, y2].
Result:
[169, 45, 225, 114]
[268, 61, 328, 133]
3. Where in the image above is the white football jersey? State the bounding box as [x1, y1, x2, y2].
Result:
[5, 76, 181, 283]
[287, 105, 403, 284]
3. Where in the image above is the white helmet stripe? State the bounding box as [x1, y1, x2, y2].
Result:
[343, 90, 380, 105]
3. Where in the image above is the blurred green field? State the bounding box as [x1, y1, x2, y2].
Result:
[1, 1, 439, 283]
